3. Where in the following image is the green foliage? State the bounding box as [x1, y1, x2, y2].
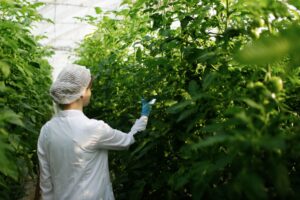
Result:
[0, 0, 53, 198]
[76, 0, 300, 199]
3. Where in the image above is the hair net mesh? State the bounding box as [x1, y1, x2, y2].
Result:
[50, 65, 91, 104]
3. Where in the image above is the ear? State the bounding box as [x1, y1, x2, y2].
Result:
[80, 90, 86, 98]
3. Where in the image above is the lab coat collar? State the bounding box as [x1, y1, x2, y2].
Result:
[57, 109, 84, 117]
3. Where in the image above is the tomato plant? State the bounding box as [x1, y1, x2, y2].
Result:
[76, 0, 300, 199]
[0, 0, 52, 198]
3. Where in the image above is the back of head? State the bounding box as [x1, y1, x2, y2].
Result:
[50, 64, 91, 105]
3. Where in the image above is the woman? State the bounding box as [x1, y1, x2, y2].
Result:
[38, 64, 153, 200]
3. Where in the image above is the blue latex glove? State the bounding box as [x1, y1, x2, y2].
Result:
[141, 98, 156, 117]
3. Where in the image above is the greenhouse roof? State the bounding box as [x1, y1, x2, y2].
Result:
[31, 0, 122, 79]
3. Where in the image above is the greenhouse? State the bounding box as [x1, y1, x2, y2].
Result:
[1, 0, 300, 199]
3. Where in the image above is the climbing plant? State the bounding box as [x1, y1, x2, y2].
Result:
[0, 0, 53, 198]
[77, 0, 300, 199]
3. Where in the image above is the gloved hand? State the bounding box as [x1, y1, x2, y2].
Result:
[129, 116, 148, 135]
[141, 98, 156, 117]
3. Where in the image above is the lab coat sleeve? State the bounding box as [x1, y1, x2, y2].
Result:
[93, 120, 135, 150]
[37, 125, 54, 200]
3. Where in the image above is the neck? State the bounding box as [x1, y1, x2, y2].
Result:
[63, 100, 83, 111]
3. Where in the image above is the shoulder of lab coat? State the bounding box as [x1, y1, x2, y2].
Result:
[85, 119, 135, 151]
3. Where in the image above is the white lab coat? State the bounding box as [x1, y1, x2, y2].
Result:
[37, 110, 139, 200]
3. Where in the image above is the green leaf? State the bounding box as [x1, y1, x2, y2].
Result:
[121, 0, 132, 6]
[177, 108, 197, 122]
[150, 13, 163, 30]
[95, 7, 102, 14]
[202, 123, 223, 133]
[180, 16, 193, 30]
[136, 47, 142, 62]
[235, 111, 252, 124]
[17, 34, 36, 47]
[183, 47, 204, 63]
[203, 72, 218, 90]
[188, 80, 200, 97]
[197, 52, 217, 63]
[0, 133, 18, 180]
[0, 81, 7, 92]
[236, 36, 290, 65]
[0, 110, 24, 127]
[167, 100, 193, 114]
[191, 135, 228, 150]
[32, 2, 45, 8]
[288, 0, 300, 10]
[133, 140, 157, 160]
[243, 98, 264, 112]
[0, 60, 11, 78]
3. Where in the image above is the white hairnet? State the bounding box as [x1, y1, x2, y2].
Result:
[50, 64, 91, 104]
